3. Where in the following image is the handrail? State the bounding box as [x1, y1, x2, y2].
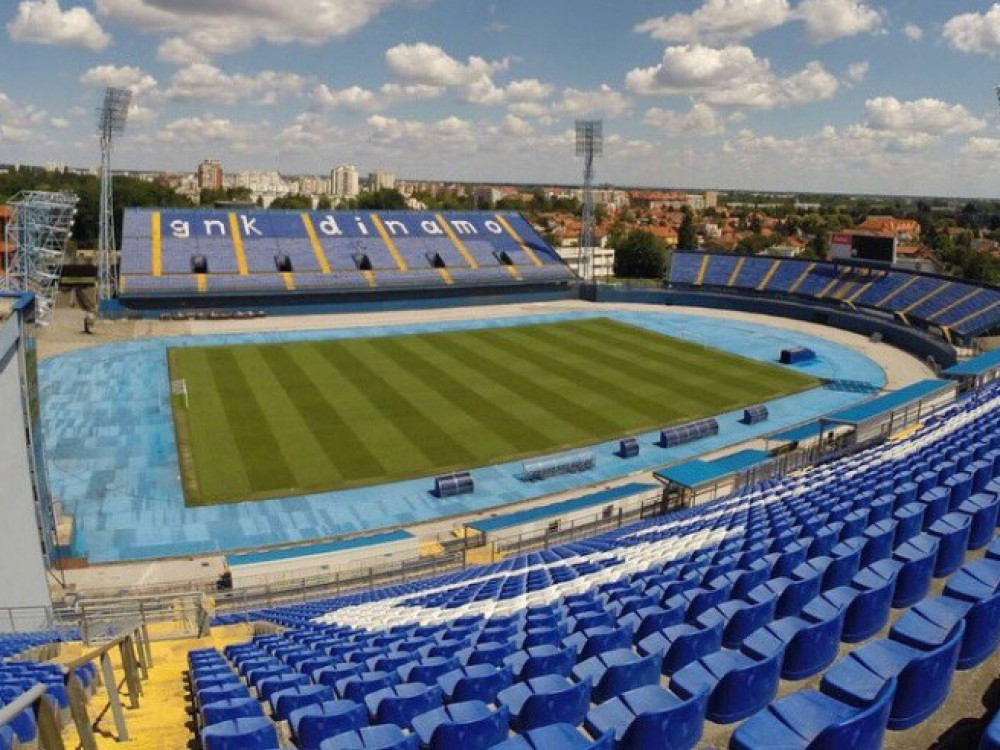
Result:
[0, 682, 64, 749]
[60, 620, 152, 749]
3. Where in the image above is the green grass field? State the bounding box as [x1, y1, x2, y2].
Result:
[167, 318, 820, 506]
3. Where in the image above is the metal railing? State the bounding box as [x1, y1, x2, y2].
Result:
[0, 683, 64, 749]
[61, 620, 152, 749]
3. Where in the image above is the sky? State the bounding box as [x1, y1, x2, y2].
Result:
[4, 1, 1000, 197]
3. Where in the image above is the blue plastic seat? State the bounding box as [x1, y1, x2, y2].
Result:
[571, 648, 661, 703]
[821, 538, 864, 589]
[410, 700, 510, 750]
[497, 673, 592, 730]
[919, 487, 950, 528]
[820, 561, 899, 643]
[637, 621, 723, 675]
[748, 573, 821, 619]
[563, 626, 632, 661]
[201, 696, 264, 727]
[820, 620, 965, 730]
[0, 692, 37, 744]
[892, 502, 925, 545]
[463, 641, 517, 668]
[318, 724, 419, 750]
[290, 700, 368, 750]
[670, 643, 783, 724]
[271, 683, 335, 722]
[730, 677, 895, 750]
[617, 605, 683, 641]
[198, 682, 252, 707]
[201, 716, 279, 750]
[398, 656, 459, 685]
[861, 519, 897, 566]
[364, 682, 443, 730]
[926, 512, 972, 576]
[490, 722, 613, 750]
[583, 684, 707, 750]
[891, 592, 1000, 670]
[696, 596, 777, 649]
[956, 492, 1000, 549]
[504, 645, 576, 681]
[257, 672, 310, 703]
[890, 533, 938, 607]
[336, 671, 401, 703]
[742, 598, 845, 680]
[436, 664, 512, 704]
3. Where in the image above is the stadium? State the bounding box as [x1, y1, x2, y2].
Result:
[3, 18, 1000, 749]
[3, 191, 1000, 750]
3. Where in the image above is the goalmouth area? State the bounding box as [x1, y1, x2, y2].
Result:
[167, 317, 820, 506]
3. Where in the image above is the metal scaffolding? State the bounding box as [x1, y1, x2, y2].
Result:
[2, 191, 78, 324]
[97, 86, 131, 305]
[575, 120, 603, 282]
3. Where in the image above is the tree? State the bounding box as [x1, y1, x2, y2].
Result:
[612, 229, 667, 279]
[356, 189, 406, 210]
[677, 207, 697, 249]
[268, 194, 312, 210]
[316, 195, 332, 210]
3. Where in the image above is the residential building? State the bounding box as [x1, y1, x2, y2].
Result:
[196, 159, 223, 190]
[369, 170, 396, 191]
[330, 165, 360, 199]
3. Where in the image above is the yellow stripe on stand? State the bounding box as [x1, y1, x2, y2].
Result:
[282, 272, 296, 291]
[151, 212, 162, 277]
[694, 255, 710, 285]
[370, 214, 408, 271]
[437, 268, 454, 285]
[494, 214, 543, 266]
[788, 263, 815, 293]
[196, 275, 207, 293]
[228, 213, 248, 275]
[757, 259, 780, 291]
[437, 214, 479, 268]
[362, 270, 377, 287]
[726, 256, 745, 287]
[876, 275, 919, 307]
[301, 214, 332, 273]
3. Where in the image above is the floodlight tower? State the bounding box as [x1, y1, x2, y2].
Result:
[575, 120, 603, 281]
[96, 86, 131, 305]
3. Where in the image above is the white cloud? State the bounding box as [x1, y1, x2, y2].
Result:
[644, 102, 725, 135]
[865, 97, 986, 136]
[154, 114, 262, 151]
[157, 36, 208, 65]
[95, 0, 401, 57]
[50, 116, 68, 128]
[0, 90, 52, 144]
[796, 0, 881, 43]
[8, 0, 110, 50]
[385, 42, 508, 87]
[552, 85, 630, 118]
[846, 61, 869, 84]
[961, 137, 1000, 157]
[310, 82, 443, 111]
[903, 23, 923, 41]
[943, 5, 1000, 56]
[163, 63, 306, 105]
[80, 64, 158, 97]
[504, 79, 554, 102]
[626, 44, 837, 108]
[634, 0, 792, 44]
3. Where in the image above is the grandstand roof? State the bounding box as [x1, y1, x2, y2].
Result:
[465, 483, 658, 534]
[653, 449, 772, 489]
[827, 379, 952, 425]
[943, 349, 1000, 378]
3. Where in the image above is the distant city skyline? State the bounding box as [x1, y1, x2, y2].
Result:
[5, 2, 1000, 197]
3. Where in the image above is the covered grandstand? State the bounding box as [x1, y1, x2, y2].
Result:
[669, 251, 1000, 344]
[116, 209, 577, 311]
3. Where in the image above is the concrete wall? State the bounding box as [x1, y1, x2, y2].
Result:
[0, 313, 52, 627]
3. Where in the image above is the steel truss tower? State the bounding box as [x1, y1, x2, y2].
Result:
[2, 191, 79, 325]
[575, 120, 603, 282]
[97, 86, 131, 305]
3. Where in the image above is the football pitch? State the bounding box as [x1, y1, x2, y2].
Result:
[167, 318, 820, 506]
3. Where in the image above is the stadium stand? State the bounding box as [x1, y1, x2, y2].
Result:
[164, 377, 1000, 749]
[118, 210, 576, 309]
[669, 251, 1000, 340]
